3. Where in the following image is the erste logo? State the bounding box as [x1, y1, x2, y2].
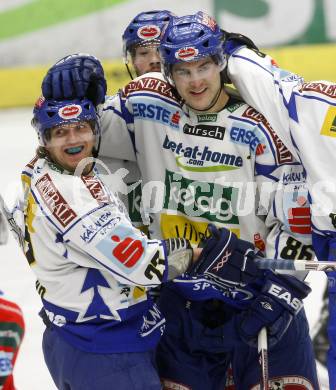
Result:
[59, 104, 82, 119]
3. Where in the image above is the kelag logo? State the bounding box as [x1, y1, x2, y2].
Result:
[162, 135, 243, 172]
[183, 123, 225, 140]
[163, 170, 239, 224]
[197, 113, 218, 122]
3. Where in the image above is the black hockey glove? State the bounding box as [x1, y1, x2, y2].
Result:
[189, 224, 262, 286]
[222, 31, 259, 56]
[220, 31, 260, 84]
[42, 54, 107, 106]
[237, 272, 311, 348]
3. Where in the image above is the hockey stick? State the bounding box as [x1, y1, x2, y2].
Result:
[258, 327, 269, 390]
[254, 258, 336, 272]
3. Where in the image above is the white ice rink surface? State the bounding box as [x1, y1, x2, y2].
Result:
[0, 108, 330, 389]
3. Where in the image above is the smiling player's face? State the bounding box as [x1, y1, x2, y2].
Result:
[172, 57, 227, 112]
[45, 121, 95, 173]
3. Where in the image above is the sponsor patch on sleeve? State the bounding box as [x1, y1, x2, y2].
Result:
[35, 173, 77, 227]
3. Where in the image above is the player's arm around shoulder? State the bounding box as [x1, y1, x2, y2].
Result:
[226, 46, 301, 157]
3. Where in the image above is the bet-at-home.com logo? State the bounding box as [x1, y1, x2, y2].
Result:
[163, 170, 239, 224]
[162, 135, 243, 172]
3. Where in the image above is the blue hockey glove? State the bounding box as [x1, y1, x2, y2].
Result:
[237, 273, 311, 347]
[189, 224, 262, 286]
[42, 54, 107, 106]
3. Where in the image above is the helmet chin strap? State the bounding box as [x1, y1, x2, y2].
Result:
[186, 83, 224, 113]
[125, 62, 134, 80]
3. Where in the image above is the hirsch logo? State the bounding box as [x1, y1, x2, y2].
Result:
[137, 25, 161, 40]
[175, 47, 199, 61]
[59, 105, 82, 119]
[183, 124, 225, 140]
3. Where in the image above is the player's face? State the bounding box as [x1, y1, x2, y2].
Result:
[45, 121, 95, 173]
[172, 57, 226, 112]
[132, 44, 161, 76]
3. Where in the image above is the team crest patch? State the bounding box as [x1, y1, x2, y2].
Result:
[137, 25, 161, 40]
[175, 47, 199, 61]
[58, 104, 82, 119]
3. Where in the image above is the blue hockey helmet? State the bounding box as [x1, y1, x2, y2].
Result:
[160, 12, 226, 83]
[32, 97, 100, 151]
[122, 10, 176, 63]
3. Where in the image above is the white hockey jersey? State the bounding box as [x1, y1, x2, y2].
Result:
[227, 47, 336, 261]
[12, 157, 170, 353]
[99, 73, 314, 290]
[0, 209, 8, 245]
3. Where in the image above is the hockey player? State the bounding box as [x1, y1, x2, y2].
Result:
[40, 12, 318, 389]
[222, 31, 336, 389]
[0, 208, 25, 390]
[104, 10, 176, 230]
[7, 96, 209, 390]
[122, 10, 175, 79]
